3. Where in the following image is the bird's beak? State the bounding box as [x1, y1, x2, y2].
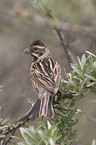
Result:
[24, 48, 31, 54]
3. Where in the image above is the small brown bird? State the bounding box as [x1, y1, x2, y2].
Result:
[20, 40, 61, 122]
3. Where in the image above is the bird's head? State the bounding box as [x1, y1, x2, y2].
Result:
[24, 40, 47, 61]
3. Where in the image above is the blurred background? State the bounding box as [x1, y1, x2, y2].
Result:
[0, 0, 96, 144]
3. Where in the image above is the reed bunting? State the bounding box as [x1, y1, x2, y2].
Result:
[20, 40, 61, 122]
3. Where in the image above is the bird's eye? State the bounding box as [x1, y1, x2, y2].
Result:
[34, 47, 38, 50]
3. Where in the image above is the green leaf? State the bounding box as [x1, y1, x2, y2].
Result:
[52, 129, 58, 141]
[85, 74, 96, 81]
[47, 120, 51, 129]
[80, 78, 88, 89]
[10, 135, 21, 140]
[39, 121, 47, 131]
[68, 119, 78, 127]
[71, 64, 81, 75]
[19, 127, 33, 144]
[66, 139, 75, 145]
[86, 82, 96, 87]
[71, 71, 77, 79]
[55, 134, 62, 141]
[0, 134, 5, 138]
[92, 67, 96, 78]
[77, 56, 81, 66]
[18, 141, 26, 145]
[81, 54, 87, 71]
[27, 98, 34, 106]
[47, 128, 52, 137]
[92, 139, 96, 145]
[88, 55, 93, 67]
[82, 88, 90, 94]
[70, 99, 75, 107]
[87, 67, 93, 74]
[68, 109, 77, 120]
[38, 130, 47, 143]
[81, 54, 86, 66]
[55, 112, 65, 117]
[86, 51, 96, 57]
[82, 64, 88, 75]
[63, 130, 71, 138]
[68, 79, 79, 92]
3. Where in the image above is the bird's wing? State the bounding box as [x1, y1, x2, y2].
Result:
[52, 61, 61, 94]
[30, 60, 61, 94]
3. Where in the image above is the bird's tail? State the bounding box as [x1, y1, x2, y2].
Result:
[19, 95, 54, 122]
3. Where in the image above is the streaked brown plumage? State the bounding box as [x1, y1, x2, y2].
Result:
[19, 40, 61, 122]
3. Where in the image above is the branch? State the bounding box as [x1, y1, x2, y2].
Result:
[1, 118, 29, 145]
[0, 90, 73, 145]
[42, 7, 75, 65]
[57, 90, 74, 99]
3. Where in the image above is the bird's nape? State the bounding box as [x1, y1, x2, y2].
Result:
[31, 40, 46, 47]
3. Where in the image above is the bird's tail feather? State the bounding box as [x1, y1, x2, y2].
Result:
[19, 95, 54, 122]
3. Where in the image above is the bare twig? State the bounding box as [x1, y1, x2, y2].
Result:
[54, 28, 76, 64]
[42, 7, 75, 65]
